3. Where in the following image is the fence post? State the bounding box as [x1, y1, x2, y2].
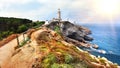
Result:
[23, 33, 25, 41]
[16, 35, 20, 46]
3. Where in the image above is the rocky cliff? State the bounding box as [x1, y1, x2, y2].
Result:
[1, 27, 118, 68]
[46, 21, 94, 48]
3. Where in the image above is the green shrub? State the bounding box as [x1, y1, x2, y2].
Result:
[17, 25, 28, 33]
[72, 62, 88, 68]
[64, 53, 73, 63]
[54, 26, 60, 34]
[61, 64, 73, 68]
[39, 46, 48, 52]
[51, 63, 73, 68]
[42, 53, 57, 68]
[19, 37, 30, 47]
[19, 40, 26, 47]
[51, 63, 61, 68]
[55, 49, 65, 53]
[32, 21, 45, 28]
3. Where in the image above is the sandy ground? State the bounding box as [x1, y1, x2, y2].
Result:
[3, 44, 36, 68]
[0, 28, 119, 68]
[0, 34, 27, 67]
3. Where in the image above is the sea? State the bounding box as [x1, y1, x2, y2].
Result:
[81, 23, 120, 65]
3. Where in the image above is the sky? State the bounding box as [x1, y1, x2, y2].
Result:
[0, 0, 120, 24]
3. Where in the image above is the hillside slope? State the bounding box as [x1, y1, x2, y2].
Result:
[1, 27, 118, 68]
[46, 21, 96, 48]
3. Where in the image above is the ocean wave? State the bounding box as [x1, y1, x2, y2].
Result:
[90, 46, 106, 54]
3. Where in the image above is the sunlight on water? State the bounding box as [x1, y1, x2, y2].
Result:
[82, 23, 120, 65]
[110, 19, 117, 41]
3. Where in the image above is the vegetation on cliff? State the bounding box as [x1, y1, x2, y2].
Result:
[0, 17, 45, 40]
[4, 27, 118, 68]
[0, 18, 119, 68]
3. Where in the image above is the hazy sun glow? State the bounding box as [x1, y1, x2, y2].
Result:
[93, 0, 120, 18]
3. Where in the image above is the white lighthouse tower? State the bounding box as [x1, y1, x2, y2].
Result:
[58, 8, 62, 22]
[52, 8, 62, 22]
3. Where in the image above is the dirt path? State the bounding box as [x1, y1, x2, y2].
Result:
[0, 34, 27, 67]
[4, 44, 36, 68]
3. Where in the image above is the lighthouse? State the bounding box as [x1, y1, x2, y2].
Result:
[58, 8, 62, 22]
[52, 9, 62, 22]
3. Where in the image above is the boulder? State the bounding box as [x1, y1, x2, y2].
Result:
[84, 35, 93, 41]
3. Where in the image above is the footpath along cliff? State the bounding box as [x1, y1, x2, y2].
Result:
[1, 25, 118, 68]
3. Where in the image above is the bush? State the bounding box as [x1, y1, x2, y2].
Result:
[54, 26, 60, 34]
[17, 25, 28, 33]
[51, 63, 73, 68]
[19, 37, 30, 47]
[64, 53, 73, 63]
[32, 21, 45, 28]
[19, 40, 26, 47]
[42, 53, 57, 68]
[51, 63, 61, 68]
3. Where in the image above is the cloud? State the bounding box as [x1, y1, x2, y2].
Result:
[0, 0, 33, 9]
[0, 0, 33, 5]
[0, 0, 119, 24]
[0, 0, 95, 24]
[0, 0, 101, 22]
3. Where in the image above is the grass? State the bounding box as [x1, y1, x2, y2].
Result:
[54, 26, 61, 35]
[31, 28, 118, 68]
[42, 53, 57, 68]
[19, 37, 30, 47]
[51, 63, 73, 68]
[64, 53, 74, 63]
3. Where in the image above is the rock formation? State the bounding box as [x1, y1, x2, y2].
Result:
[1, 27, 118, 68]
[46, 21, 94, 48]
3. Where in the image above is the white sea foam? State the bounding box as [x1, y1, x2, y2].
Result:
[90, 46, 106, 54]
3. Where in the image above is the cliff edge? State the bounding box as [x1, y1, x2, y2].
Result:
[46, 21, 96, 48]
[1, 27, 118, 68]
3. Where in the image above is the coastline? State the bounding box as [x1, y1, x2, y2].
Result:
[82, 24, 120, 65]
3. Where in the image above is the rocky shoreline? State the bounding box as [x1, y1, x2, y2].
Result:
[0, 24, 119, 68]
[0, 20, 119, 68]
[46, 21, 98, 49]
